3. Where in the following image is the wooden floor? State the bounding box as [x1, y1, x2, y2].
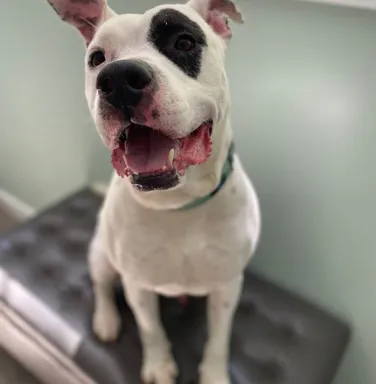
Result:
[0, 206, 41, 384]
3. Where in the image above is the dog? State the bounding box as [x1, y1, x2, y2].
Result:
[46, 1, 261, 383]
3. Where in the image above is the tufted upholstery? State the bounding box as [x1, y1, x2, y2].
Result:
[0, 188, 350, 384]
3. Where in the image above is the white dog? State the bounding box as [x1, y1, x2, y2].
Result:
[47, 1, 261, 383]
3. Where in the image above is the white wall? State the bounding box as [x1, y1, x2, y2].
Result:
[2, 1, 376, 383]
[0, 0, 98, 209]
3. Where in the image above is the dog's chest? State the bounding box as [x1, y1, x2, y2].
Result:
[110, 205, 251, 293]
[101, 176, 257, 294]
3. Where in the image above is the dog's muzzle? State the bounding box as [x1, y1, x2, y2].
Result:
[97, 60, 213, 192]
[96, 59, 154, 117]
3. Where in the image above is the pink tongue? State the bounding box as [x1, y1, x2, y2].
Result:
[125, 126, 178, 174]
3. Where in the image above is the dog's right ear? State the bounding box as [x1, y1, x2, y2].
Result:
[46, 0, 115, 44]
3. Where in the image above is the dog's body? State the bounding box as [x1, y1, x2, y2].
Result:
[47, 1, 261, 383]
[95, 154, 259, 296]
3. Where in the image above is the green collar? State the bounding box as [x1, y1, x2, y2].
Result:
[176, 142, 235, 211]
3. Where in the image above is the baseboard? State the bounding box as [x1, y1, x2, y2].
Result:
[0, 189, 36, 221]
[0, 185, 107, 222]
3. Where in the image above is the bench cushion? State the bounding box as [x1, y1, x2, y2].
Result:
[0, 188, 350, 384]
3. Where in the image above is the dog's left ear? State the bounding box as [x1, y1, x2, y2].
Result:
[187, 0, 244, 40]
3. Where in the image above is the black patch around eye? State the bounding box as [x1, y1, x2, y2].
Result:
[148, 9, 207, 79]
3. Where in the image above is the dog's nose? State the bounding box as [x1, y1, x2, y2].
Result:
[96, 60, 153, 114]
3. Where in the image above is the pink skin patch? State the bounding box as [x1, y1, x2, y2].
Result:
[203, 0, 244, 39]
[207, 11, 232, 39]
[209, 0, 244, 24]
[175, 122, 212, 172]
[111, 143, 129, 178]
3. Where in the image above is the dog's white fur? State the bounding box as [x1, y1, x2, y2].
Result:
[47, 1, 261, 383]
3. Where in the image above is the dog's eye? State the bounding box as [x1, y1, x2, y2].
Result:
[175, 35, 195, 52]
[89, 50, 106, 68]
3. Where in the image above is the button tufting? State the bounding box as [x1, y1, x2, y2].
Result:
[38, 216, 65, 235]
[254, 359, 283, 381]
[60, 283, 87, 306]
[38, 262, 60, 279]
[12, 231, 37, 257]
[68, 198, 93, 216]
[276, 323, 299, 343]
[238, 300, 259, 317]
[29, 247, 65, 281]
[62, 229, 90, 254]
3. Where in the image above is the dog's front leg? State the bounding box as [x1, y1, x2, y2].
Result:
[123, 280, 178, 384]
[89, 235, 122, 342]
[200, 276, 243, 384]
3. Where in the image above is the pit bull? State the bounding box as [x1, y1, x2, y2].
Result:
[46, 1, 261, 383]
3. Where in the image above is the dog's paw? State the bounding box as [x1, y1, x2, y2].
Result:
[199, 363, 230, 384]
[141, 348, 178, 384]
[92, 306, 122, 342]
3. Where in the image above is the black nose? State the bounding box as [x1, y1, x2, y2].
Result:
[96, 60, 153, 115]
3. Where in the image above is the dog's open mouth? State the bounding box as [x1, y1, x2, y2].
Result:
[111, 121, 213, 191]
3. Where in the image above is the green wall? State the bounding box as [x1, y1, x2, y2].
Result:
[227, 2, 376, 384]
[0, 0, 97, 209]
[1, 1, 376, 383]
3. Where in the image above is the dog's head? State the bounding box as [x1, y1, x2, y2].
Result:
[47, 0, 243, 192]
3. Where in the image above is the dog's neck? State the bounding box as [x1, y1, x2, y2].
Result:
[126, 116, 233, 211]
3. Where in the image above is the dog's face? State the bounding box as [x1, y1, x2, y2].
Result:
[47, 0, 243, 191]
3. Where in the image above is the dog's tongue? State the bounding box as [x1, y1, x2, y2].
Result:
[111, 124, 211, 177]
[126, 126, 178, 174]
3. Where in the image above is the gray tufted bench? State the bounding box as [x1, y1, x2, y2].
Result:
[0, 188, 350, 384]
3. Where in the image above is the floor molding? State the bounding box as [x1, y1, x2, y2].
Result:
[0, 189, 36, 221]
[0, 184, 108, 222]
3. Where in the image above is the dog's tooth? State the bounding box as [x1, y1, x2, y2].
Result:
[168, 149, 175, 167]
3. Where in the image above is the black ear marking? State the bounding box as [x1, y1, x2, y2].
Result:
[147, 8, 207, 79]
